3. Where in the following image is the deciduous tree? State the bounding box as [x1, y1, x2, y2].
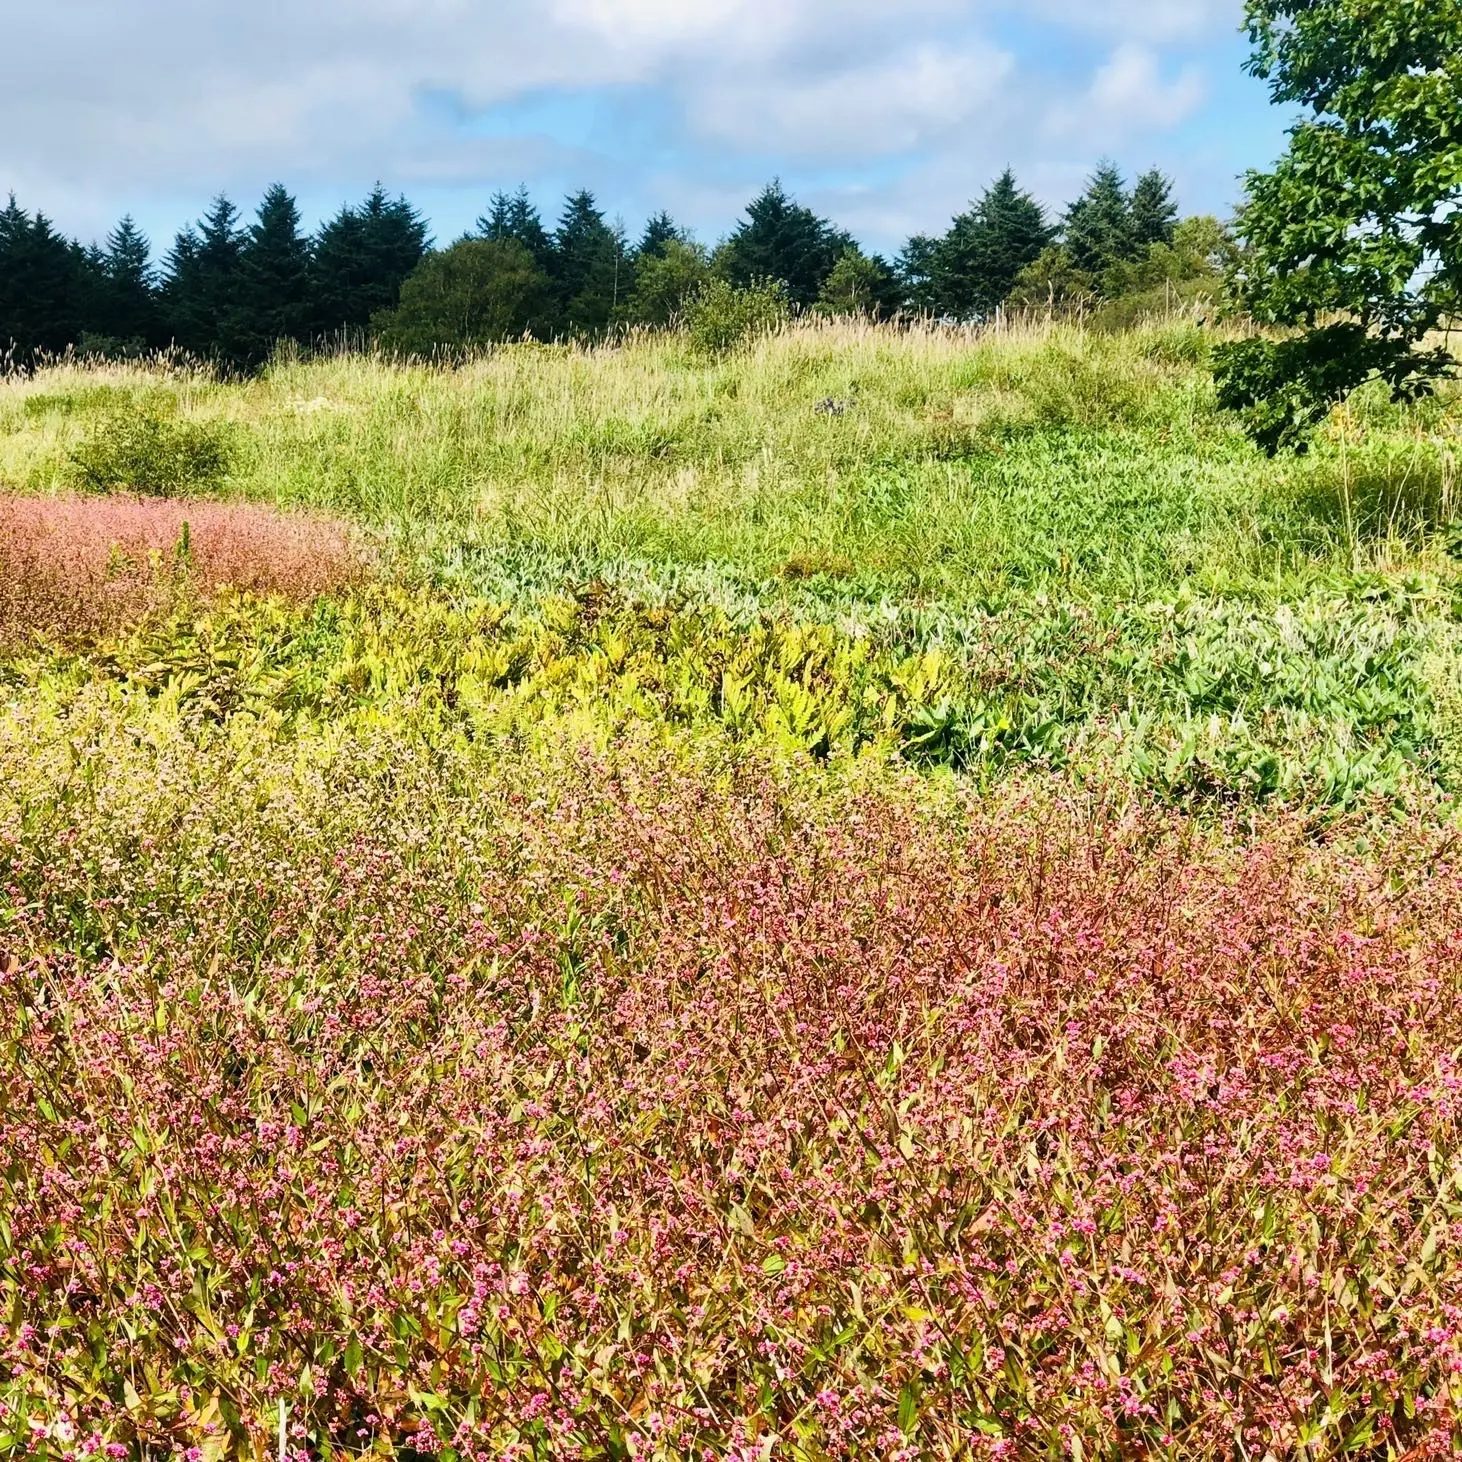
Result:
[1216, 0, 1461, 453]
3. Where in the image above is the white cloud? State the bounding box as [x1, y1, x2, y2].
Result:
[1045, 44, 1207, 142]
[0, 0, 1250, 248]
[1091, 44, 1207, 128]
[692, 43, 1015, 160]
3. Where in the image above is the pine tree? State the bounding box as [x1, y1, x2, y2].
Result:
[234, 184, 312, 366]
[636, 212, 682, 261]
[720, 182, 854, 309]
[164, 195, 244, 360]
[1129, 169, 1179, 249]
[0, 196, 86, 363]
[314, 185, 429, 339]
[1062, 163, 1135, 278]
[933, 170, 1054, 318]
[550, 191, 626, 336]
[94, 216, 159, 348]
[478, 187, 555, 274]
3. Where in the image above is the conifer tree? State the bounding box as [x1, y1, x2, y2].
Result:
[478, 187, 555, 274]
[1130, 169, 1179, 249]
[550, 191, 626, 336]
[933, 169, 1053, 318]
[635, 212, 682, 261]
[896, 235, 942, 316]
[720, 182, 853, 309]
[0, 196, 85, 363]
[234, 184, 312, 366]
[1063, 163, 1135, 278]
[313, 185, 429, 339]
[94, 216, 160, 348]
[164, 195, 244, 360]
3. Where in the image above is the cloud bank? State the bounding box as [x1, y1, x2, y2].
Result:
[0, 0, 1265, 251]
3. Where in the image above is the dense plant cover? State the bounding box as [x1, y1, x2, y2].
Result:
[4, 738, 1462, 1459]
[0, 494, 362, 647]
[2, 320, 1461, 1458]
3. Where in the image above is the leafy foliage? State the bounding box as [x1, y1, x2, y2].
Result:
[1219, 0, 1462, 451]
[371, 239, 550, 354]
[65, 398, 234, 498]
[627, 238, 711, 326]
[685, 276, 790, 355]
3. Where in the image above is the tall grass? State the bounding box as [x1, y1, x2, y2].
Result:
[3, 321, 1457, 601]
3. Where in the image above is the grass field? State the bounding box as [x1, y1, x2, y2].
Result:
[4, 321, 1462, 1459]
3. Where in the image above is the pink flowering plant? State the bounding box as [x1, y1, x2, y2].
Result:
[0, 492, 363, 650]
[3, 730, 1462, 1459]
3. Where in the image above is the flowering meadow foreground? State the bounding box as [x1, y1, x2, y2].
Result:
[4, 325, 1462, 1458]
[5, 738, 1462, 1459]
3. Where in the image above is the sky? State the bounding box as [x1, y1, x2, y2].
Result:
[1, 0, 1294, 258]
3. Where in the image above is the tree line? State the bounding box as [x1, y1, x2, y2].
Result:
[0, 165, 1229, 368]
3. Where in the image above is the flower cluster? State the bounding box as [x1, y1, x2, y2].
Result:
[0, 493, 362, 648]
[2, 735, 1461, 1458]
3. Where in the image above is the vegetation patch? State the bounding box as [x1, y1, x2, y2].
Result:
[0, 493, 365, 649]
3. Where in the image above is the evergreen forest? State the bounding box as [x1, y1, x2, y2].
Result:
[0, 166, 1226, 368]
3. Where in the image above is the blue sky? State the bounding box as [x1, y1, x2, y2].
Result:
[2, 0, 1293, 257]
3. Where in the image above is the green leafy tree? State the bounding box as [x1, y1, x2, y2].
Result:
[1129, 168, 1179, 249]
[685, 276, 790, 355]
[1006, 245, 1096, 317]
[816, 248, 902, 319]
[313, 185, 429, 339]
[372, 238, 550, 354]
[233, 184, 313, 366]
[629, 238, 711, 326]
[1096, 216, 1238, 329]
[1063, 163, 1135, 278]
[0, 196, 86, 363]
[1215, 0, 1461, 454]
[549, 191, 627, 336]
[933, 169, 1054, 318]
[720, 182, 854, 309]
[164, 195, 244, 361]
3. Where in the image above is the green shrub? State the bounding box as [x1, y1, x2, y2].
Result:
[686, 277, 790, 355]
[66, 399, 234, 497]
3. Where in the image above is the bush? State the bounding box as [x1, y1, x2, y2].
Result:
[66, 398, 233, 497]
[685, 276, 790, 355]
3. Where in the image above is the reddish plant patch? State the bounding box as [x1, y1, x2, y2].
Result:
[2, 753, 1462, 1458]
[0, 493, 363, 647]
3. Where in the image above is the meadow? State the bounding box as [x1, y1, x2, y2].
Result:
[4, 320, 1462, 1459]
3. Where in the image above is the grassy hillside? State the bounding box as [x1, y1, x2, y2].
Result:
[4, 321, 1461, 805]
[4, 323, 1462, 1460]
